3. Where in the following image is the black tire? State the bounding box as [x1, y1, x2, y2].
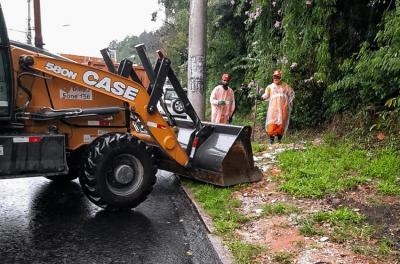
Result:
[79, 133, 157, 211]
[172, 99, 185, 114]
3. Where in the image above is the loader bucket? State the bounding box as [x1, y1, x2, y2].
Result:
[159, 119, 263, 186]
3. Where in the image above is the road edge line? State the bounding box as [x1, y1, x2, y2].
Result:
[181, 186, 235, 264]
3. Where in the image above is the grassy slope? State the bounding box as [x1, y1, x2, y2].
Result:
[184, 130, 399, 263]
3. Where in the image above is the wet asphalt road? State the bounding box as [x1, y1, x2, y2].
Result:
[0, 172, 221, 264]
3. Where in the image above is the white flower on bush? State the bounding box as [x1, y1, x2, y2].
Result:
[280, 56, 288, 64]
[255, 7, 262, 18]
[244, 6, 262, 24]
[304, 76, 314, 83]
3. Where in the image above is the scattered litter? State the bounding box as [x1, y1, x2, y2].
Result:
[262, 153, 274, 159]
[319, 236, 329, 242]
[261, 165, 270, 172]
[275, 148, 286, 153]
[253, 156, 261, 161]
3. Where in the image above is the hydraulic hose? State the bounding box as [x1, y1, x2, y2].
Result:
[16, 71, 51, 111]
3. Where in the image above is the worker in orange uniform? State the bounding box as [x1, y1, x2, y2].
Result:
[210, 73, 235, 124]
[261, 70, 294, 144]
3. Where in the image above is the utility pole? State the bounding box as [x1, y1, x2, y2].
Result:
[33, 0, 43, 49]
[187, 0, 207, 120]
[26, 0, 32, 45]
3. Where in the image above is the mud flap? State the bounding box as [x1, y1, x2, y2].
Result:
[158, 119, 262, 186]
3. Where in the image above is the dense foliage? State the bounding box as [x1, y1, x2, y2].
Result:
[218, 0, 399, 129]
[110, 0, 400, 132]
[109, 0, 189, 82]
[109, 31, 162, 62]
[327, 1, 400, 132]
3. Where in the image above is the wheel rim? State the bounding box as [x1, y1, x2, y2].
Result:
[105, 154, 144, 196]
[114, 165, 134, 184]
[175, 101, 184, 112]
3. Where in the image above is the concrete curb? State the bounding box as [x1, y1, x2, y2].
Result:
[181, 186, 235, 264]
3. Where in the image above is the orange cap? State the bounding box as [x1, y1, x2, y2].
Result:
[222, 73, 231, 81]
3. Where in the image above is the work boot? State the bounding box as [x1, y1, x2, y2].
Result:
[277, 135, 283, 143]
[269, 136, 275, 144]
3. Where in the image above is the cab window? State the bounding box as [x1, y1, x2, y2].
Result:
[0, 52, 9, 112]
[164, 90, 178, 101]
[0, 5, 13, 118]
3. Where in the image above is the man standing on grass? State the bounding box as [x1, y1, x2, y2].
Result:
[261, 70, 294, 144]
[210, 73, 235, 124]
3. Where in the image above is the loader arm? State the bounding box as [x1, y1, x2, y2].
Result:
[19, 53, 189, 166]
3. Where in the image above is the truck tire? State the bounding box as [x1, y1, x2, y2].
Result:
[172, 99, 185, 114]
[79, 133, 156, 211]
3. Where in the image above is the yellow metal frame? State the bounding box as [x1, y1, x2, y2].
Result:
[23, 53, 189, 166]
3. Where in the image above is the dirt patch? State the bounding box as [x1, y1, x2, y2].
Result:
[335, 189, 400, 226]
[295, 243, 377, 264]
[329, 189, 400, 251]
[232, 142, 399, 263]
[237, 216, 305, 252]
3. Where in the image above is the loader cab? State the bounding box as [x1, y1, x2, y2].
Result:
[0, 5, 14, 121]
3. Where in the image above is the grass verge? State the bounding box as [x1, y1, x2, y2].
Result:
[183, 133, 399, 263]
[262, 202, 300, 216]
[273, 251, 294, 264]
[182, 180, 262, 263]
[276, 143, 400, 198]
[298, 207, 399, 259]
[251, 142, 268, 154]
[299, 207, 373, 243]
[227, 240, 264, 264]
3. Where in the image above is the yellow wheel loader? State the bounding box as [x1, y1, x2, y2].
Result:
[0, 6, 261, 210]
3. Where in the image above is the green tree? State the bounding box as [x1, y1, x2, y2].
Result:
[109, 0, 399, 132]
[327, 0, 400, 115]
[158, 0, 190, 85]
[110, 31, 162, 63]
